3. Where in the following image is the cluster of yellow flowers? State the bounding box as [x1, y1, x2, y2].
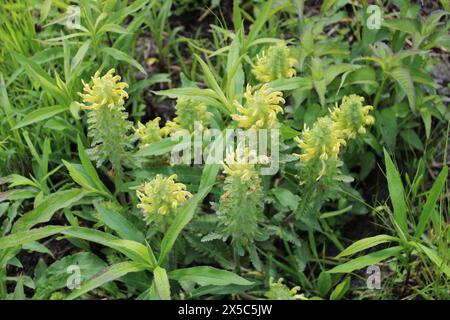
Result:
[252, 42, 297, 83]
[222, 142, 269, 183]
[135, 98, 212, 147]
[231, 84, 285, 130]
[294, 95, 374, 180]
[294, 116, 346, 163]
[135, 174, 192, 224]
[77, 69, 128, 110]
[331, 94, 375, 139]
[134, 117, 164, 148]
[169, 98, 212, 133]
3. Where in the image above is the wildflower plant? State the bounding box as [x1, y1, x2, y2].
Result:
[294, 95, 375, 181]
[78, 69, 133, 170]
[331, 94, 375, 140]
[134, 117, 163, 149]
[294, 116, 346, 180]
[252, 42, 297, 83]
[232, 84, 285, 130]
[135, 174, 192, 225]
[212, 142, 269, 266]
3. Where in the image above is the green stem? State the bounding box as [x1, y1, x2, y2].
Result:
[373, 75, 386, 108]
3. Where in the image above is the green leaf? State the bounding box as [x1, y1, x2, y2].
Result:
[330, 277, 350, 300]
[0, 225, 154, 268]
[194, 54, 231, 113]
[382, 18, 419, 34]
[413, 242, 450, 277]
[61, 227, 154, 268]
[94, 202, 145, 243]
[67, 261, 147, 300]
[328, 246, 403, 274]
[390, 67, 415, 111]
[336, 235, 399, 258]
[384, 149, 409, 237]
[415, 166, 448, 237]
[13, 189, 85, 232]
[316, 271, 332, 297]
[168, 266, 253, 286]
[268, 77, 313, 91]
[13, 105, 68, 129]
[153, 266, 171, 300]
[158, 188, 211, 264]
[400, 129, 424, 151]
[272, 187, 300, 211]
[102, 47, 146, 74]
[0, 226, 67, 249]
[76, 136, 112, 198]
[12, 52, 70, 106]
[135, 137, 182, 157]
[70, 40, 91, 72]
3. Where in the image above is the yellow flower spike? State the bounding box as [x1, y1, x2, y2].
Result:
[134, 117, 163, 148]
[173, 98, 212, 132]
[252, 42, 297, 83]
[160, 120, 182, 137]
[78, 69, 128, 110]
[231, 84, 285, 130]
[331, 94, 375, 140]
[135, 174, 192, 224]
[222, 141, 268, 183]
[294, 116, 346, 179]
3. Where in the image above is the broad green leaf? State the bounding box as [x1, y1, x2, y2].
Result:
[153, 266, 171, 300]
[13, 105, 68, 129]
[63, 161, 103, 194]
[168, 266, 253, 286]
[400, 129, 424, 151]
[34, 252, 109, 299]
[268, 77, 313, 91]
[272, 187, 300, 211]
[0, 226, 67, 249]
[70, 40, 91, 72]
[0, 226, 153, 268]
[317, 271, 332, 297]
[415, 166, 448, 237]
[76, 136, 112, 198]
[413, 242, 450, 277]
[384, 149, 409, 237]
[330, 277, 350, 300]
[135, 137, 182, 157]
[102, 47, 146, 74]
[158, 188, 211, 263]
[67, 261, 147, 300]
[336, 235, 399, 258]
[94, 202, 145, 243]
[61, 227, 154, 268]
[390, 67, 415, 111]
[328, 246, 403, 273]
[194, 54, 231, 113]
[13, 189, 85, 232]
[382, 18, 419, 34]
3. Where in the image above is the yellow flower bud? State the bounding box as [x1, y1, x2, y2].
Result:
[232, 84, 285, 130]
[252, 42, 297, 83]
[77, 69, 128, 110]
